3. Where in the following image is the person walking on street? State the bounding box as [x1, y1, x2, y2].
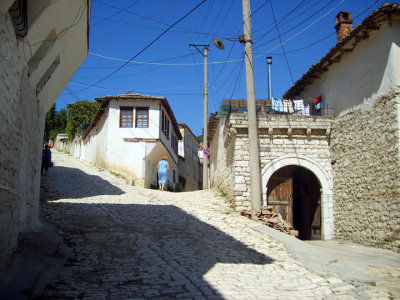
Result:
[157, 155, 169, 191]
[42, 144, 52, 176]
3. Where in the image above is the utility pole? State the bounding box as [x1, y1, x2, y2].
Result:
[241, 0, 262, 219]
[189, 43, 209, 189]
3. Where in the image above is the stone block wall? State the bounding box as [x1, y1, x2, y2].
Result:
[331, 88, 400, 252]
[0, 13, 44, 267]
[230, 114, 333, 211]
[210, 113, 334, 213]
[209, 118, 236, 207]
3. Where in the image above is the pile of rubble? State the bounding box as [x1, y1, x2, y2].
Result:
[241, 205, 299, 237]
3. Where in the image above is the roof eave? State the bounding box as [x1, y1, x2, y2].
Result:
[283, 3, 400, 99]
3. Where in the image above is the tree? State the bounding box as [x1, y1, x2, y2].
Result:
[44, 104, 56, 142]
[66, 100, 100, 140]
[196, 134, 203, 144]
[44, 104, 68, 142]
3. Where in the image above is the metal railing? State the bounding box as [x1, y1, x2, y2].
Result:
[221, 99, 333, 125]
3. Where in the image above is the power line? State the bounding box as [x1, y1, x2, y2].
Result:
[81, 52, 197, 69]
[91, 0, 143, 27]
[253, 0, 382, 58]
[22, 0, 87, 48]
[93, 0, 229, 38]
[253, 0, 310, 36]
[253, 0, 346, 57]
[254, 0, 338, 51]
[72, 0, 208, 93]
[270, 0, 295, 84]
[88, 51, 244, 66]
[89, 12, 234, 37]
[92, 0, 181, 51]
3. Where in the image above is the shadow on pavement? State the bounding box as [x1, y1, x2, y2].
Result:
[39, 200, 274, 299]
[41, 166, 125, 200]
[35, 161, 276, 298]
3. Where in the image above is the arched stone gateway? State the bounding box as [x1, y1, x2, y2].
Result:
[261, 155, 334, 240]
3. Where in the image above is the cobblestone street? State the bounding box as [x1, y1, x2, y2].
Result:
[38, 151, 398, 299]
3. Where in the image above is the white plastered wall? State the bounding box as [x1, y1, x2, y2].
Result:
[298, 22, 399, 115]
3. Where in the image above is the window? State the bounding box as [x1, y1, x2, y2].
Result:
[192, 143, 197, 156]
[136, 107, 149, 128]
[120, 107, 133, 128]
[161, 110, 170, 138]
[171, 135, 178, 154]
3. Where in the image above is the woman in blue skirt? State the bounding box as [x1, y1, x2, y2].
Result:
[157, 155, 169, 191]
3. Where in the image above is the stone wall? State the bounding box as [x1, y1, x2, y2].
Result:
[0, 13, 44, 267]
[53, 139, 71, 153]
[209, 118, 236, 207]
[211, 113, 334, 212]
[331, 88, 400, 252]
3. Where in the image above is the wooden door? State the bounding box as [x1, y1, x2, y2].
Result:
[267, 167, 294, 224]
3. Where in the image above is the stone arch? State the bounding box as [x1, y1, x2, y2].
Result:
[261, 154, 334, 240]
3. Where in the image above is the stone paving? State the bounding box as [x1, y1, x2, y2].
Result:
[38, 151, 397, 299]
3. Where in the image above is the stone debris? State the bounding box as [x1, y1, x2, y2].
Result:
[241, 205, 299, 237]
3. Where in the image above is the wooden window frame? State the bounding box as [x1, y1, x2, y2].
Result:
[135, 107, 149, 128]
[161, 110, 170, 139]
[120, 106, 134, 128]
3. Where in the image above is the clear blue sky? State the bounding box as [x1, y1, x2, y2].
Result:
[56, 0, 388, 136]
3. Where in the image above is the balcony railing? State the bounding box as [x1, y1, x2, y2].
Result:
[220, 99, 333, 125]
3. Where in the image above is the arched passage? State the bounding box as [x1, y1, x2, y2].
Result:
[261, 155, 334, 240]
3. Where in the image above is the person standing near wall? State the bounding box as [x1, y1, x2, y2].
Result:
[157, 155, 169, 191]
[42, 144, 52, 176]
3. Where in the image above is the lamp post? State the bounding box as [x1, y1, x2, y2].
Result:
[189, 43, 209, 189]
[267, 56, 272, 100]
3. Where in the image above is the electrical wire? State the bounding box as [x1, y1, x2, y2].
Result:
[253, 0, 346, 57]
[91, 0, 143, 27]
[253, 0, 339, 50]
[253, 0, 382, 58]
[253, 0, 310, 35]
[270, 0, 295, 84]
[93, 0, 225, 38]
[23, 0, 87, 47]
[92, 0, 180, 51]
[80, 53, 197, 69]
[88, 51, 245, 66]
[70, 0, 208, 94]
[253, 0, 310, 41]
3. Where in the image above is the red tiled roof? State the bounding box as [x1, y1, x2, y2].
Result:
[82, 93, 182, 140]
[283, 3, 400, 98]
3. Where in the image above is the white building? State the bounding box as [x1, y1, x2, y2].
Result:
[283, 4, 400, 115]
[70, 94, 182, 190]
[178, 124, 200, 191]
[0, 0, 90, 266]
